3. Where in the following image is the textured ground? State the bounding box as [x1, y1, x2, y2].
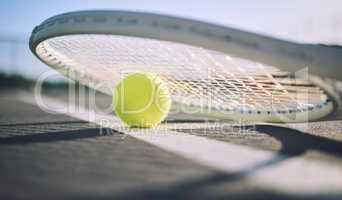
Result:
[0, 88, 342, 200]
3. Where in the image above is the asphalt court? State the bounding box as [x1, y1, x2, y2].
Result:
[0, 89, 342, 199]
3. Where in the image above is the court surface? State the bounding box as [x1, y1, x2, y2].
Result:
[0, 86, 342, 200]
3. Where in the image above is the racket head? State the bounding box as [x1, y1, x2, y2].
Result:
[29, 10, 338, 123]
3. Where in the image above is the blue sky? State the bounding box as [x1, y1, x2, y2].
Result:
[0, 0, 341, 79]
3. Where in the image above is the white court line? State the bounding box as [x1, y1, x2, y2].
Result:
[19, 91, 342, 194]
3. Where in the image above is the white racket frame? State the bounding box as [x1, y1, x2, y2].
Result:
[29, 10, 341, 122]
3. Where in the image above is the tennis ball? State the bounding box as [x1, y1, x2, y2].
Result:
[113, 72, 171, 128]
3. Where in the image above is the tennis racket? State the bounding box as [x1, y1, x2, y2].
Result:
[29, 10, 342, 123]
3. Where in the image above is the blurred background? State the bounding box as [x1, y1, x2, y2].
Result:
[0, 0, 341, 83]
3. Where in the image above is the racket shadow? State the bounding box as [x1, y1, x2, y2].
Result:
[253, 124, 342, 158]
[228, 124, 342, 178]
[0, 127, 118, 145]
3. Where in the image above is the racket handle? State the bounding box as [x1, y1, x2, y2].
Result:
[206, 27, 342, 80]
[257, 41, 342, 80]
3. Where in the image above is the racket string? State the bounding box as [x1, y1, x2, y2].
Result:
[37, 34, 330, 114]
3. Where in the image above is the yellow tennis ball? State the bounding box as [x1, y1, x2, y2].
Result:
[113, 72, 171, 128]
